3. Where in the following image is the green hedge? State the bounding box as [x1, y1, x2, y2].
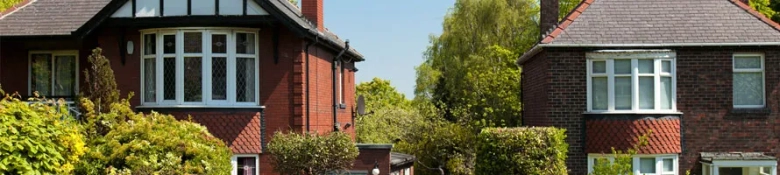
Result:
[475, 127, 568, 175]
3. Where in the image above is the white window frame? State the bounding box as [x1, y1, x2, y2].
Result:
[702, 160, 777, 175]
[586, 50, 677, 113]
[140, 27, 260, 107]
[231, 154, 259, 175]
[27, 50, 80, 99]
[732, 53, 766, 109]
[587, 154, 679, 175]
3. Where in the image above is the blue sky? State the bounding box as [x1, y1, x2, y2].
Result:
[323, 0, 456, 98]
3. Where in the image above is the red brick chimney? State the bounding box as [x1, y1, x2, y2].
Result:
[302, 0, 324, 31]
[540, 0, 559, 40]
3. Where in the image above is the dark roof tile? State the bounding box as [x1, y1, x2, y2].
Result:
[546, 0, 780, 44]
[0, 0, 110, 36]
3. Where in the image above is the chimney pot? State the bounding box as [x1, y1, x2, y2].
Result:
[302, 0, 324, 31]
[540, 0, 559, 41]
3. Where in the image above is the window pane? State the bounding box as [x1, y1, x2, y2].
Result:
[592, 77, 608, 110]
[212, 34, 227, 54]
[662, 60, 671, 73]
[236, 33, 256, 54]
[733, 72, 764, 106]
[184, 32, 202, 53]
[184, 57, 202, 102]
[212, 57, 227, 100]
[639, 158, 656, 173]
[592, 61, 606, 74]
[638, 59, 654, 74]
[237, 157, 257, 175]
[614, 59, 631, 74]
[661, 77, 673, 109]
[663, 158, 673, 172]
[734, 56, 761, 69]
[31, 54, 52, 96]
[163, 35, 176, 54]
[236, 57, 256, 102]
[615, 77, 632, 110]
[53, 56, 76, 97]
[144, 58, 156, 102]
[639, 77, 654, 109]
[164, 57, 176, 100]
[144, 34, 156, 55]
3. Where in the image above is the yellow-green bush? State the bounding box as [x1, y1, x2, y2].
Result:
[75, 98, 232, 175]
[475, 127, 568, 175]
[0, 97, 85, 174]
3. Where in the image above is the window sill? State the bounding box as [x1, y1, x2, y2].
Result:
[136, 105, 266, 109]
[730, 108, 770, 114]
[583, 111, 683, 115]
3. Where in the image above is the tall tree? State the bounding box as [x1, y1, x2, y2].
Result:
[355, 78, 426, 144]
[408, 0, 581, 174]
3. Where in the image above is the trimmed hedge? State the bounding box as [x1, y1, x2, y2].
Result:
[475, 127, 568, 175]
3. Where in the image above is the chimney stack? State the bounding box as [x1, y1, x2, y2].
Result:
[302, 0, 324, 31]
[540, 0, 559, 40]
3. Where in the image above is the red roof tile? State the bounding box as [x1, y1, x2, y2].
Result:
[586, 117, 681, 154]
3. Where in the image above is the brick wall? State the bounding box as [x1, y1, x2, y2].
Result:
[523, 46, 780, 175]
[676, 47, 780, 175]
[353, 147, 391, 175]
[522, 50, 550, 126]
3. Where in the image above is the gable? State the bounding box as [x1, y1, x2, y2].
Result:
[111, 0, 268, 18]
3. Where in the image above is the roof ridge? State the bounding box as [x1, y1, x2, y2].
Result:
[0, 0, 35, 20]
[728, 0, 780, 33]
[540, 0, 594, 44]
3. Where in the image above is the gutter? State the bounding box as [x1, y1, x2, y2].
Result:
[333, 40, 350, 132]
[516, 42, 780, 65]
[305, 37, 318, 132]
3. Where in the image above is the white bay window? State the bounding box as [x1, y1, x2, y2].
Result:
[587, 51, 676, 113]
[587, 154, 678, 175]
[141, 28, 259, 107]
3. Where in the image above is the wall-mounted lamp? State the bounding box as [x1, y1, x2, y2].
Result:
[126, 41, 134, 55]
[372, 160, 380, 175]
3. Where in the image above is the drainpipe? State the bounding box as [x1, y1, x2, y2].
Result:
[333, 41, 350, 132]
[305, 38, 318, 132]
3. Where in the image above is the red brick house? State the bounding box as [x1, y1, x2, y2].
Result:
[520, 0, 780, 174]
[0, 0, 413, 174]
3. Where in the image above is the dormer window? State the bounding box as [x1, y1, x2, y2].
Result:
[141, 28, 259, 107]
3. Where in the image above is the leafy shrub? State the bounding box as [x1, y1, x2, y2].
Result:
[0, 96, 86, 174]
[475, 127, 568, 175]
[590, 130, 651, 175]
[268, 131, 359, 175]
[0, 0, 23, 12]
[75, 98, 232, 175]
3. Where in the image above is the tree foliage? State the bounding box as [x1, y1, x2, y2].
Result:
[355, 78, 426, 143]
[82, 48, 120, 113]
[751, 0, 778, 20]
[0, 0, 23, 13]
[267, 131, 359, 175]
[0, 96, 85, 174]
[475, 127, 568, 175]
[404, 0, 581, 174]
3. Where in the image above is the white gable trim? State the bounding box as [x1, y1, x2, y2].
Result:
[111, 0, 268, 18]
